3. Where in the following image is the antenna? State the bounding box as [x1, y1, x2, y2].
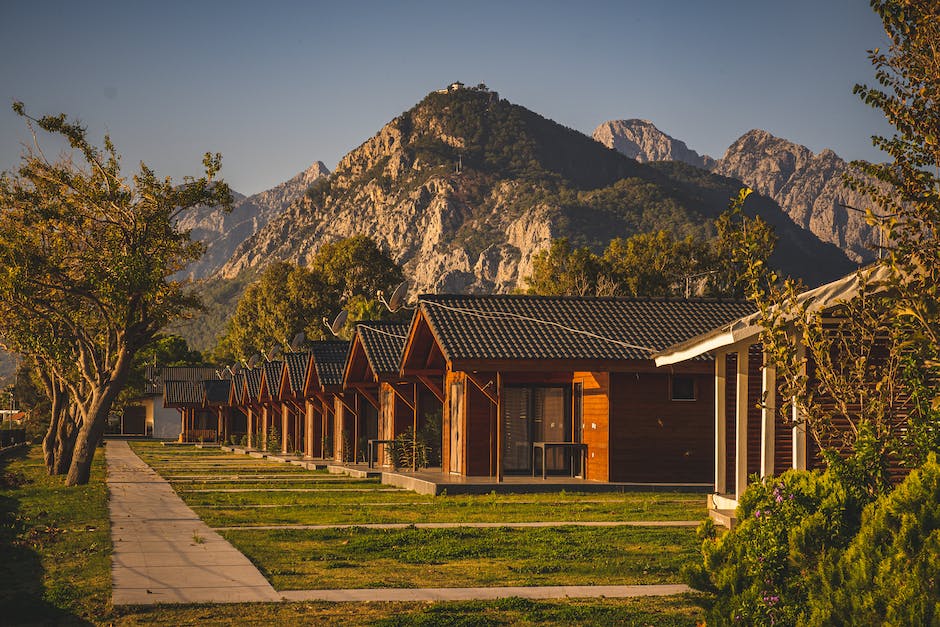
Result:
[323, 311, 348, 336]
[264, 345, 280, 362]
[290, 332, 306, 352]
[247, 354, 261, 369]
[378, 280, 411, 312]
[215, 369, 224, 380]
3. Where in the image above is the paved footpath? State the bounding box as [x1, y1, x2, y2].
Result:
[107, 440, 692, 605]
[107, 440, 280, 605]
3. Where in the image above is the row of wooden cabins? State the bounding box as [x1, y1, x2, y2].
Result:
[165, 294, 753, 486]
[163, 270, 895, 523]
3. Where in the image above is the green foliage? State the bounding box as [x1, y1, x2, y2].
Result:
[688, 469, 871, 625]
[526, 194, 775, 298]
[215, 235, 404, 360]
[389, 426, 431, 470]
[806, 454, 940, 624]
[265, 425, 281, 454]
[525, 238, 602, 296]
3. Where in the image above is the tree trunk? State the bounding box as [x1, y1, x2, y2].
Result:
[66, 348, 134, 486]
[53, 405, 79, 475]
[38, 369, 61, 474]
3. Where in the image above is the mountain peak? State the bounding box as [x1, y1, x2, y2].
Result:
[593, 119, 715, 170]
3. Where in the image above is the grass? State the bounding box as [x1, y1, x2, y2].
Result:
[221, 525, 698, 590]
[0, 444, 110, 625]
[0, 441, 707, 625]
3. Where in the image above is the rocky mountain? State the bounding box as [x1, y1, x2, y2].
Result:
[593, 119, 716, 170]
[713, 130, 878, 262]
[215, 87, 853, 301]
[176, 161, 329, 280]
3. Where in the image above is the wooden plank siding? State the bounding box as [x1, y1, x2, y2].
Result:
[575, 372, 610, 482]
[466, 378, 495, 476]
[608, 369, 714, 483]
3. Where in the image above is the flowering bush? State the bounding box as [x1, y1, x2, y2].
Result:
[685, 469, 869, 625]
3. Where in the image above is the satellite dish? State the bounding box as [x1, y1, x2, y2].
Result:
[247, 354, 261, 369]
[231, 363, 241, 375]
[265, 345, 280, 362]
[290, 332, 305, 352]
[330, 310, 348, 335]
[388, 281, 408, 311]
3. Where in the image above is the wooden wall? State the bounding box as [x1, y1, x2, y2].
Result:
[608, 368, 714, 483]
[466, 377, 495, 476]
[575, 371, 609, 482]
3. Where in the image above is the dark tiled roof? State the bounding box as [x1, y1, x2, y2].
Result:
[231, 373, 246, 402]
[357, 322, 409, 376]
[418, 294, 755, 363]
[145, 366, 221, 395]
[203, 379, 231, 405]
[261, 360, 284, 396]
[244, 368, 263, 401]
[284, 352, 311, 395]
[309, 341, 351, 388]
[164, 380, 204, 406]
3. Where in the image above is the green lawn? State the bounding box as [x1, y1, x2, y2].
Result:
[222, 525, 698, 590]
[0, 442, 708, 625]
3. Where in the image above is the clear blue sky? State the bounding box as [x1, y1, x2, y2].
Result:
[1, 0, 893, 196]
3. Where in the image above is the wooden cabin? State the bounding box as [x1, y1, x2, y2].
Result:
[241, 367, 264, 449]
[306, 341, 351, 461]
[203, 378, 244, 444]
[652, 266, 902, 525]
[164, 379, 218, 442]
[278, 351, 314, 458]
[400, 295, 753, 483]
[343, 322, 444, 468]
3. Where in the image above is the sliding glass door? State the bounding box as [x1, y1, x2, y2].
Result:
[501, 385, 571, 474]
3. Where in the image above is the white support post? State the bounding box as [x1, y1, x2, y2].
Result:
[735, 343, 751, 501]
[715, 350, 727, 494]
[760, 351, 776, 478]
[792, 341, 807, 470]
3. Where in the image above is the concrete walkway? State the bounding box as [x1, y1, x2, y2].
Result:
[213, 520, 700, 531]
[280, 584, 691, 602]
[107, 440, 280, 605]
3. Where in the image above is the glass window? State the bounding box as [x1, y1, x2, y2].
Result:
[671, 375, 696, 401]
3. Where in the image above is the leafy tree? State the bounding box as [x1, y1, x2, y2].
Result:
[215, 236, 403, 360]
[525, 238, 602, 296]
[603, 230, 711, 298]
[705, 188, 777, 298]
[0, 104, 231, 485]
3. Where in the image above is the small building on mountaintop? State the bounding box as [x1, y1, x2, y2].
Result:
[400, 294, 753, 484]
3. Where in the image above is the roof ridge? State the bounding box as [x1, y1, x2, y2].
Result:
[419, 293, 750, 304]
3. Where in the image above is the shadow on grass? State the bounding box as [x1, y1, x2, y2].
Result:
[0, 446, 93, 626]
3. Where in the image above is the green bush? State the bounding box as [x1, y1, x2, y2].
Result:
[806, 455, 940, 625]
[389, 427, 430, 470]
[686, 469, 870, 625]
[266, 425, 281, 453]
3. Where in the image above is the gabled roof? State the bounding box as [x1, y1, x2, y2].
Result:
[203, 379, 232, 406]
[408, 294, 754, 368]
[358, 322, 409, 377]
[308, 341, 350, 390]
[244, 367, 263, 402]
[164, 380, 205, 408]
[282, 352, 311, 397]
[653, 265, 888, 366]
[260, 360, 284, 399]
[230, 372, 246, 404]
[145, 366, 220, 395]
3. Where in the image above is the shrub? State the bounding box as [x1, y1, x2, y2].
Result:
[805, 455, 940, 625]
[266, 425, 281, 453]
[686, 469, 870, 625]
[389, 427, 430, 470]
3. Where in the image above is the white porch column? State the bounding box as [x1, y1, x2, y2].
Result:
[714, 350, 727, 494]
[792, 341, 807, 470]
[760, 351, 776, 478]
[735, 343, 752, 501]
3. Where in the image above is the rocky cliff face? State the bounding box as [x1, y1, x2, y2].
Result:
[593, 119, 716, 170]
[713, 130, 877, 262]
[177, 161, 329, 280]
[217, 90, 853, 298]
